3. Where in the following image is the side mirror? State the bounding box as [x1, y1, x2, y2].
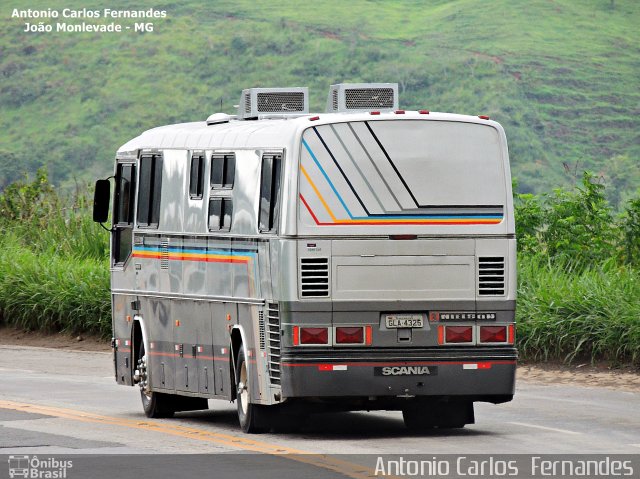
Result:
[93, 179, 111, 223]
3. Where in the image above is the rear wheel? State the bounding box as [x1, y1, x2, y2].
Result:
[403, 400, 474, 430]
[236, 347, 270, 433]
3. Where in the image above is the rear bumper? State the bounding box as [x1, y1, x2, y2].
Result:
[280, 347, 517, 400]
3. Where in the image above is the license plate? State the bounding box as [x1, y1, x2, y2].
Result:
[385, 314, 423, 328]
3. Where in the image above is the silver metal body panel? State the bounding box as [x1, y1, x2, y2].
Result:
[109, 110, 517, 410]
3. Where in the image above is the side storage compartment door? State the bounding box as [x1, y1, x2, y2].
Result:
[146, 298, 175, 391]
[173, 300, 200, 393]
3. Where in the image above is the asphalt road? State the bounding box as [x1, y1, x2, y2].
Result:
[0, 345, 638, 478]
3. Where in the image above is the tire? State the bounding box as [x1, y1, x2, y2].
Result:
[136, 342, 175, 418]
[236, 347, 270, 433]
[403, 400, 474, 430]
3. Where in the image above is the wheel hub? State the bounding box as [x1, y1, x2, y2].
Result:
[135, 355, 150, 397]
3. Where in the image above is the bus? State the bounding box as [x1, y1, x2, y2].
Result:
[93, 83, 517, 433]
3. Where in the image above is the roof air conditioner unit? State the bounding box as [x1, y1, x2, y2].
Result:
[326, 83, 399, 113]
[238, 87, 309, 120]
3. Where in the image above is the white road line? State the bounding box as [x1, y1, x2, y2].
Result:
[508, 421, 581, 435]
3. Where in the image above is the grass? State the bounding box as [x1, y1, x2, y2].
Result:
[0, 235, 111, 337]
[1, 0, 639, 196]
[517, 255, 640, 365]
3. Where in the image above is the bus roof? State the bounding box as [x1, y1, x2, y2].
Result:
[117, 111, 504, 155]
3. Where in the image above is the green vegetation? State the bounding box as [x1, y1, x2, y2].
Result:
[0, 171, 110, 336]
[514, 173, 640, 364]
[1, 0, 639, 198]
[0, 171, 638, 364]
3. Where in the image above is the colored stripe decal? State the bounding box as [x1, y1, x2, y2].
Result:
[132, 245, 258, 296]
[300, 123, 505, 226]
[364, 121, 420, 207]
[302, 138, 354, 218]
[347, 122, 403, 209]
[301, 135, 503, 226]
[329, 123, 386, 212]
[313, 127, 371, 216]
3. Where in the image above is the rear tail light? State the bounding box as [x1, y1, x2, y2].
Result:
[292, 326, 300, 346]
[508, 324, 515, 344]
[335, 326, 364, 344]
[445, 326, 473, 343]
[479, 325, 507, 343]
[299, 327, 328, 345]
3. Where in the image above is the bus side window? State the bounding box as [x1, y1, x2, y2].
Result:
[259, 154, 282, 233]
[211, 153, 235, 189]
[189, 152, 205, 199]
[208, 197, 233, 231]
[137, 153, 163, 228]
[114, 163, 136, 265]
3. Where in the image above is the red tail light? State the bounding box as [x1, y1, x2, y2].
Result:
[445, 326, 473, 343]
[300, 327, 328, 345]
[365, 325, 373, 345]
[438, 325, 444, 345]
[479, 326, 507, 343]
[508, 324, 515, 344]
[292, 326, 299, 346]
[335, 327, 364, 344]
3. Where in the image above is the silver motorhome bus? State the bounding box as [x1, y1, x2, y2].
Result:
[93, 83, 517, 433]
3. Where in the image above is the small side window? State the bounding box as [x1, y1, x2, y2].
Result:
[208, 197, 233, 231]
[137, 153, 163, 228]
[211, 153, 235, 189]
[259, 154, 282, 232]
[115, 164, 135, 225]
[189, 152, 205, 199]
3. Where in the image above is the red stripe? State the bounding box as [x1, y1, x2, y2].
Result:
[299, 194, 321, 225]
[282, 360, 516, 368]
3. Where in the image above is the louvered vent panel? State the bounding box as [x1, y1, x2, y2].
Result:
[258, 311, 265, 350]
[160, 240, 169, 270]
[266, 303, 281, 385]
[478, 257, 505, 295]
[256, 92, 305, 112]
[331, 89, 338, 111]
[299, 258, 329, 297]
[345, 88, 394, 109]
[244, 93, 251, 114]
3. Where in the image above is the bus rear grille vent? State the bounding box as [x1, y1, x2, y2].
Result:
[332, 89, 338, 110]
[266, 303, 281, 385]
[160, 240, 170, 270]
[478, 257, 505, 295]
[345, 88, 395, 109]
[258, 311, 266, 350]
[299, 257, 329, 297]
[244, 92, 251, 114]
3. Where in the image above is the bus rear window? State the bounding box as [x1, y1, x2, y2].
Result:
[298, 120, 505, 228]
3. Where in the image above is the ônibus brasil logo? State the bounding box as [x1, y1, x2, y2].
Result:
[8, 456, 73, 478]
